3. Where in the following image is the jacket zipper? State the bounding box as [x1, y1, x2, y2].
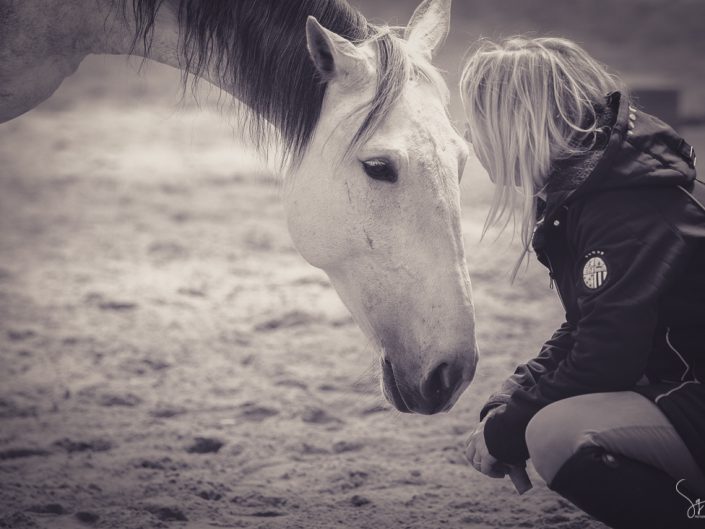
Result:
[544, 253, 567, 312]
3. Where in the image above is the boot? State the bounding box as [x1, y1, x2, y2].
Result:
[549, 446, 701, 528]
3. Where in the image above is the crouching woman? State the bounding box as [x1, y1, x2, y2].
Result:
[461, 37, 705, 528]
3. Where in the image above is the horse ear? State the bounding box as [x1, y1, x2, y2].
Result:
[404, 0, 451, 59]
[306, 16, 368, 86]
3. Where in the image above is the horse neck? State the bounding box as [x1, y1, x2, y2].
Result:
[92, 0, 286, 170]
[97, 1, 223, 91]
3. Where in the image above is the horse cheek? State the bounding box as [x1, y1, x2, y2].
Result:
[283, 178, 351, 270]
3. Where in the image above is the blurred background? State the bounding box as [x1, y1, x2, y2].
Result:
[0, 1, 702, 528]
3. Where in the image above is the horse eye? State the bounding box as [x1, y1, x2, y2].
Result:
[362, 159, 398, 183]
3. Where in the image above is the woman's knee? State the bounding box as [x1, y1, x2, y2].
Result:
[525, 398, 598, 485]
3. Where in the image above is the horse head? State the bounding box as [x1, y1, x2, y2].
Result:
[284, 0, 477, 414]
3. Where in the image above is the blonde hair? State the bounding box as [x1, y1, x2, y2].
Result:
[460, 37, 621, 278]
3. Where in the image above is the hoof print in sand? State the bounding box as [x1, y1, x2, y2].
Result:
[301, 407, 342, 425]
[150, 405, 187, 418]
[196, 490, 222, 501]
[177, 286, 207, 298]
[186, 437, 224, 454]
[350, 495, 372, 507]
[6, 329, 36, 341]
[145, 505, 188, 522]
[75, 511, 100, 524]
[274, 379, 308, 390]
[237, 402, 279, 422]
[84, 293, 138, 311]
[254, 310, 321, 331]
[231, 493, 288, 517]
[53, 438, 112, 453]
[99, 393, 142, 407]
[332, 441, 363, 454]
[137, 457, 186, 471]
[251, 511, 286, 517]
[0, 448, 50, 460]
[26, 503, 66, 515]
[300, 443, 330, 455]
[98, 301, 137, 311]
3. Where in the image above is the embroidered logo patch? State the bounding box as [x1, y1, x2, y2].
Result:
[582, 250, 608, 289]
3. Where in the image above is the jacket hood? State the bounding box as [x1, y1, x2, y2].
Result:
[541, 91, 697, 221]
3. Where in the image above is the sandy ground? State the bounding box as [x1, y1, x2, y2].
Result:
[0, 53, 614, 529]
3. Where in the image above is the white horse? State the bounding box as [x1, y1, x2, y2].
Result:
[0, 0, 477, 414]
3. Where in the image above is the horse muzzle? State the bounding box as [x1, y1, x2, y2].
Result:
[381, 352, 476, 415]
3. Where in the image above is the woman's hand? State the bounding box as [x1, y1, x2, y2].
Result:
[466, 408, 509, 478]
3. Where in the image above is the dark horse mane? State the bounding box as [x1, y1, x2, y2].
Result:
[118, 0, 446, 165]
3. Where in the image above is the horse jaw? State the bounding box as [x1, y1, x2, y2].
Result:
[283, 57, 477, 415]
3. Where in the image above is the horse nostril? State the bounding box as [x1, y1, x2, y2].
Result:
[426, 362, 449, 396]
[420, 361, 462, 412]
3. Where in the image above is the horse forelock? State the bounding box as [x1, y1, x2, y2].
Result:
[346, 27, 450, 159]
[118, 0, 449, 168]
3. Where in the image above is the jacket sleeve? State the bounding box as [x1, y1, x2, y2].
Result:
[479, 321, 575, 420]
[484, 192, 692, 465]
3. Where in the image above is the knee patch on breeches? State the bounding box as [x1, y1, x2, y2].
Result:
[525, 403, 598, 485]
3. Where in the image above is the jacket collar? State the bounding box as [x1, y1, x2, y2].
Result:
[541, 91, 630, 222]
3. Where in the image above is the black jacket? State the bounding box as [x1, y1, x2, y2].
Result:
[481, 92, 705, 472]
